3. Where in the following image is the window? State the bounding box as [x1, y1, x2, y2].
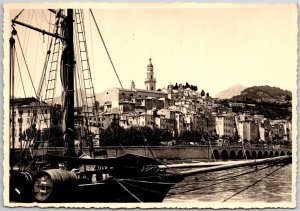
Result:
[45, 109, 48, 114]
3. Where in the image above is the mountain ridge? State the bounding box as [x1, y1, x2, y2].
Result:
[215, 84, 247, 99]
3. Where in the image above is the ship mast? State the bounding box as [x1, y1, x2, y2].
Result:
[64, 9, 75, 158]
[12, 9, 77, 160]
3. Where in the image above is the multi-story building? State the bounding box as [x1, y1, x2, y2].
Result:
[10, 97, 54, 148]
[215, 114, 236, 137]
[271, 119, 292, 142]
[237, 120, 259, 141]
[99, 59, 167, 112]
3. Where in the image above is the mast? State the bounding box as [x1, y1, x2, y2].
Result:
[9, 31, 16, 169]
[64, 9, 76, 158]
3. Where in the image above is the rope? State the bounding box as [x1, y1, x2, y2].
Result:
[222, 164, 285, 202]
[88, 11, 95, 86]
[115, 179, 142, 202]
[169, 164, 273, 194]
[36, 32, 54, 99]
[119, 179, 163, 194]
[14, 46, 26, 97]
[13, 9, 24, 21]
[89, 9, 124, 89]
[16, 34, 38, 97]
[208, 137, 216, 162]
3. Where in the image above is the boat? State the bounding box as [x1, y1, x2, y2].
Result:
[8, 8, 292, 204]
[9, 8, 184, 203]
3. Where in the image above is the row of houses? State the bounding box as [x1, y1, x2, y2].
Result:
[10, 59, 292, 148]
[215, 112, 292, 142]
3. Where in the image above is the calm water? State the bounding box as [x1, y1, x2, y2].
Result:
[164, 163, 292, 203]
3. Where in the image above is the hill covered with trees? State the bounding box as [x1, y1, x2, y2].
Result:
[231, 85, 292, 103]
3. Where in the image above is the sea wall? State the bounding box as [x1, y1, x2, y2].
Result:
[11, 145, 291, 162]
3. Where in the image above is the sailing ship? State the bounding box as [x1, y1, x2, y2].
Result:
[8, 8, 292, 204]
[9, 8, 185, 203]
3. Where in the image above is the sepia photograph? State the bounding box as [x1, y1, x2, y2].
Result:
[3, 2, 297, 208]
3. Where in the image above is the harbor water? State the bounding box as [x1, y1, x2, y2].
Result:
[164, 163, 292, 203]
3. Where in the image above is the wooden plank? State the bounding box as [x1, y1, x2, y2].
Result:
[180, 155, 291, 176]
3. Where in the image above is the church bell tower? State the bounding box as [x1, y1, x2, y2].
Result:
[145, 58, 156, 91]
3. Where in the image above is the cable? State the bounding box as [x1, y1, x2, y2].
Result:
[13, 9, 24, 21]
[222, 164, 284, 202]
[169, 164, 273, 194]
[14, 46, 26, 97]
[16, 34, 37, 97]
[115, 179, 142, 202]
[89, 9, 124, 89]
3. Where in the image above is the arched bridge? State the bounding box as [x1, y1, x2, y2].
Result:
[211, 146, 291, 160]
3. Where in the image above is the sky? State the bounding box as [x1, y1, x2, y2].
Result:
[6, 3, 298, 99]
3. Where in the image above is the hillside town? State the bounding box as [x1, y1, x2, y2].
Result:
[11, 59, 292, 148]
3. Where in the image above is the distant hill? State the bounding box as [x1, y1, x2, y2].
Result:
[215, 85, 247, 99]
[232, 85, 292, 103]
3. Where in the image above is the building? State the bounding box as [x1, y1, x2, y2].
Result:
[215, 114, 236, 137]
[10, 97, 53, 148]
[237, 120, 259, 141]
[99, 59, 168, 113]
[144, 58, 156, 91]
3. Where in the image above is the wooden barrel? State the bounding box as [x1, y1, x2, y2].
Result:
[10, 170, 35, 202]
[33, 169, 78, 202]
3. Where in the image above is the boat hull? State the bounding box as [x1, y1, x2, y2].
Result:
[10, 170, 183, 203]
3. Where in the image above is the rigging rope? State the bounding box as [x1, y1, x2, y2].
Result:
[168, 164, 274, 194]
[16, 34, 38, 97]
[118, 179, 162, 194]
[88, 11, 95, 84]
[13, 9, 24, 21]
[222, 164, 285, 202]
[14, 46, 26, 97]
[115, 179, 143, 202]
[89, 9, 124, 89]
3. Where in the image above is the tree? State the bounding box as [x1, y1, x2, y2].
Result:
[201, 90, 205, 97]
[185, 82, 190, 89]
[24, 123, 37, 142]
[51, 104, 63, 126]
[285, 94, 292, 101]
[40, 125, 64, 147]
[100, 123, 125, 146]
[174, 83, 178, 89]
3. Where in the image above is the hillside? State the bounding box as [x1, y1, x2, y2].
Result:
[215, 84, 247, 99]
[232, 85, 292, 103]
